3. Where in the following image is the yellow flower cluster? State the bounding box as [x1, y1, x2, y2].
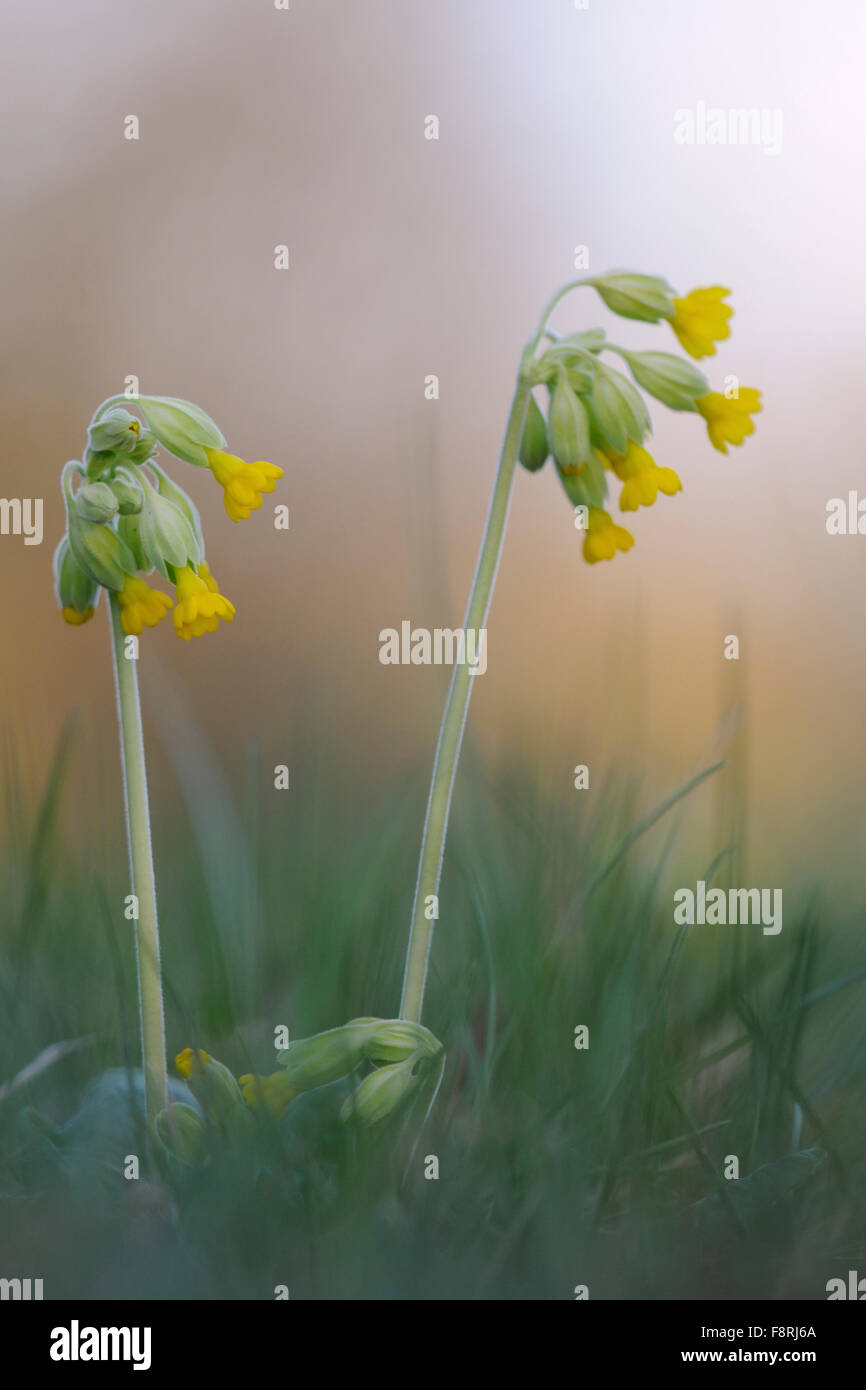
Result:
[584, 286, 761, 563]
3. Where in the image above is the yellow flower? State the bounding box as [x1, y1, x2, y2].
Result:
[697, 389, 762, 453]
[62, 605, 95, 626]
[669, 286, 732, 359]
[172, 563, 235, 641]
[238, 1071, 298, 1119]
[117, 573, 173, 636]
[176, 1047, 210, 1079]
[204, 447, 283, 523]
[583, 507, 635, 565]
[607, 440, 682, 511]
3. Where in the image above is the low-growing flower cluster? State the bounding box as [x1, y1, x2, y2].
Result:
[156, 1019, 445, 1164]
[518, 273, 762, 563]
[54, 396, 283, 634]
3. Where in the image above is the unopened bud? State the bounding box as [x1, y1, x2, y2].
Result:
[136, 396, 225, 468]
[87, 408, 142, 455]
[340, 1054, 429, 1128]
[76, 481, 119, 523]
[110, 478, 143, 515]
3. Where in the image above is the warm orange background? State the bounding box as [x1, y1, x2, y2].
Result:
[3, 0, 865, 894]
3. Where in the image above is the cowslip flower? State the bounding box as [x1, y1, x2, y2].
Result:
[204, 448, 284, 523]
[669, 286, 733, 359]
[606, 441, 682, 511]
[172, 563, 235, 641]
[117, 573, 174, 635]
[697, 389, 762, 453]
[583, 507, 634, 564]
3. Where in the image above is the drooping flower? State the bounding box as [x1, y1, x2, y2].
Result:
[669, 287, 733, 359]
[606, 440, 682, 511]
[172, 563, 235, 640]
[697, 389, 762, 453]
[583, 507, 635, 564]
[204, 448, 283, 523]
[117, 573, 173, 636]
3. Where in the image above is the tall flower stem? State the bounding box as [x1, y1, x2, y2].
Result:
[108, 592, 168, 1135]
[399, 371, 533, 1022]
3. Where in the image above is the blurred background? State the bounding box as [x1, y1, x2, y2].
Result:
[3, 0, 866, 1303]
[1, 0, 866, 889]
[2, 0, 865, 891]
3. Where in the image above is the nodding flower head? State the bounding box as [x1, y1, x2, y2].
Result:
[204, 448, 284, 523]
[56, 394, 276, 643]
[172, 563, 235, 641]
[519, 270, 761, 562]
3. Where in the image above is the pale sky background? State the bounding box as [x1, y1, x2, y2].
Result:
[2, 0, 865, 895]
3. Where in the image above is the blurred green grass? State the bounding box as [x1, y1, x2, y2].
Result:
[1, 720, 865, 1301]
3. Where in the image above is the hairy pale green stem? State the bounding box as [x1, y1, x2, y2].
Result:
[108, 593, 168, 1135]
[399, 374, 532, 1022]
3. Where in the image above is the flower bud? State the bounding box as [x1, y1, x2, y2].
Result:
[340, 1055, 428, 1128]
[175, 1049, 243, 1123]
[136, 396, 225, 467]
[87, 408, 143, 456]
[518, 394, 549, 473]
[549, 373, 591, 472]
[110, 478, 143, 515]
[137, 475, 202, 577]
[76, 481, 119, 523]
[67, 504, 136, 591]
[152, 466, 204, 554]
[619, 349, 709, 412]
[155, 1102, 206, 1165]
[126, 429, 157, 466]
[363, 1019, 443, 1065]
[587, 271, 675, 323]
[275, 1018, 383, 1092]
[589, 365, 650, 455]
[54, 534, 100, 623]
